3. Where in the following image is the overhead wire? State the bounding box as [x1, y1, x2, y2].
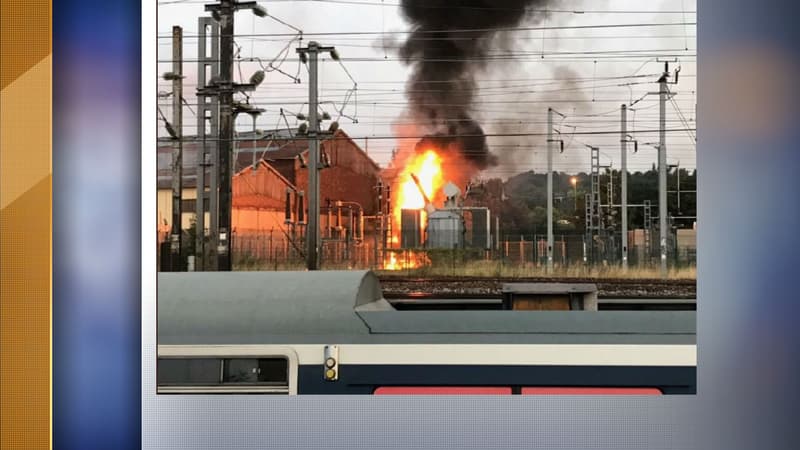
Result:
[158, 0, 696, 15]
[157, 3, 697, 170]
[159, 21, 697, 39]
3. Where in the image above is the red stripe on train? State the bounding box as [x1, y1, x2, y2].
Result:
[374, 387, 512, 395]
[521, 387, 662, 395]
[373, 387, 662, 395]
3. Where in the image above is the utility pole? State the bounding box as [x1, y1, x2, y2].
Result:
[675, 162, 681, 212]
[620, 104, 628, 270]
[297, 41, 336, 270]
[627, 60, 678, 275]
[658, 63, 669, 278]
[546, 107, 565, 273]
[547, 108, 554, 272]
[202, 0, 266, 271]
[216, 0, 235, 271]
[169, 26, 184, 271]
[195, 17, 220, 271]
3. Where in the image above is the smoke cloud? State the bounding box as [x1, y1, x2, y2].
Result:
[399, 0, 554, 169]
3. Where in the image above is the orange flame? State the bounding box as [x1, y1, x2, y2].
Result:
[381, 148, 445, 270]
[383, 251, 428, 271]
[384, 252, 401, 271]
[394, 149, 443, 220]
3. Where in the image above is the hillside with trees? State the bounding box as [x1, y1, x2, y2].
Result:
[466, 169, 697, 237]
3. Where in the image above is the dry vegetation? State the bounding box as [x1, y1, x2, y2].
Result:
[234, 258, 696, 280]
[376, 261, 696, 280]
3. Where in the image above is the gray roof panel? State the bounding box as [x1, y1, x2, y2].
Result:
[158, 271, 380, 343]
[158, 270, 697, 346]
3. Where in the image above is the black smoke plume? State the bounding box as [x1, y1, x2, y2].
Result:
[399, 0, 552, 169]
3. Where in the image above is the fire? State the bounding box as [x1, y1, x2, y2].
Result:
[394, 149, 444, 228]
[399, 150, 442, 208]
[379, 117, 485, 271]
[381, 148, 444, 270]
[383, 250, 431, 271]
[384, 252, 401, 270]
[383, 251, 425, 271]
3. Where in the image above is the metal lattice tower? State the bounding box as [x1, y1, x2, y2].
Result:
[584, 193, 593, 231]
[589, 146, 602, 232]
[643, 199, 653, 261]
[384, 184, 392, 251]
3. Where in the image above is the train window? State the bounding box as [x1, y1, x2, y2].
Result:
[157, 358, 221, 386]
[222, 359, 259, 383]
[157, 357, 289, 392]
[222, 358, 288, 384]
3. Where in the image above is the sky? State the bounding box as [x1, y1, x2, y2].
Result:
[157, 0, 697, 178]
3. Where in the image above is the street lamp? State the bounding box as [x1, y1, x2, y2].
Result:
[570, 177, 578, 211]
[251, 4, 267, 17]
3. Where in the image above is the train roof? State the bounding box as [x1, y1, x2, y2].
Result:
[158, 271, 696, 345]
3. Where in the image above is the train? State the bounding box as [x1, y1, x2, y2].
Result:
[157, 271, 696, 395]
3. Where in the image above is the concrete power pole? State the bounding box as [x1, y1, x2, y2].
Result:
[587, 145, 602, 264]
[297, 42, 335, 270]
[546, 108, 554, 272]
[658, 65, 669, 278]
[546, 107, 565, 272]
[202, 0, 266, 271]
[620, 104, 628, 270]
[307, 42, 321, 271]
[169, 26, 183, 271]
[215, 0, 236, 271]
[195, 17, 220, 271]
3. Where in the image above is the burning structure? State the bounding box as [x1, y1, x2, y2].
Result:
[393, 168, 494, 251]
[380, 1, 555, 269]
[382, 144, 496, 270]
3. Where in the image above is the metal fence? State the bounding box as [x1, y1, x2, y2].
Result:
[231, 232, 382, 270]
[496, 232, 696, 268]
[159, 229, 696, 271]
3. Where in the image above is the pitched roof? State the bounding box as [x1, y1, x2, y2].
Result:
[157, 128, 377, 189]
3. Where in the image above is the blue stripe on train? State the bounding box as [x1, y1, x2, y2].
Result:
[297, 364, 696, 395]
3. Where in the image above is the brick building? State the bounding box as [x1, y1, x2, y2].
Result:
[157, 128, 383, 266]
[239, 128, 383, 216]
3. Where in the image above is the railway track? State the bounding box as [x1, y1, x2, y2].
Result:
[383, 293, 695, 311]
[378, 275, 695, 285]
[378, 276, 696, 300]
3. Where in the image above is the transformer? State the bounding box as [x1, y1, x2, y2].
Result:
[426, 209, 464, 249]
[400, 209, 422, 248]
